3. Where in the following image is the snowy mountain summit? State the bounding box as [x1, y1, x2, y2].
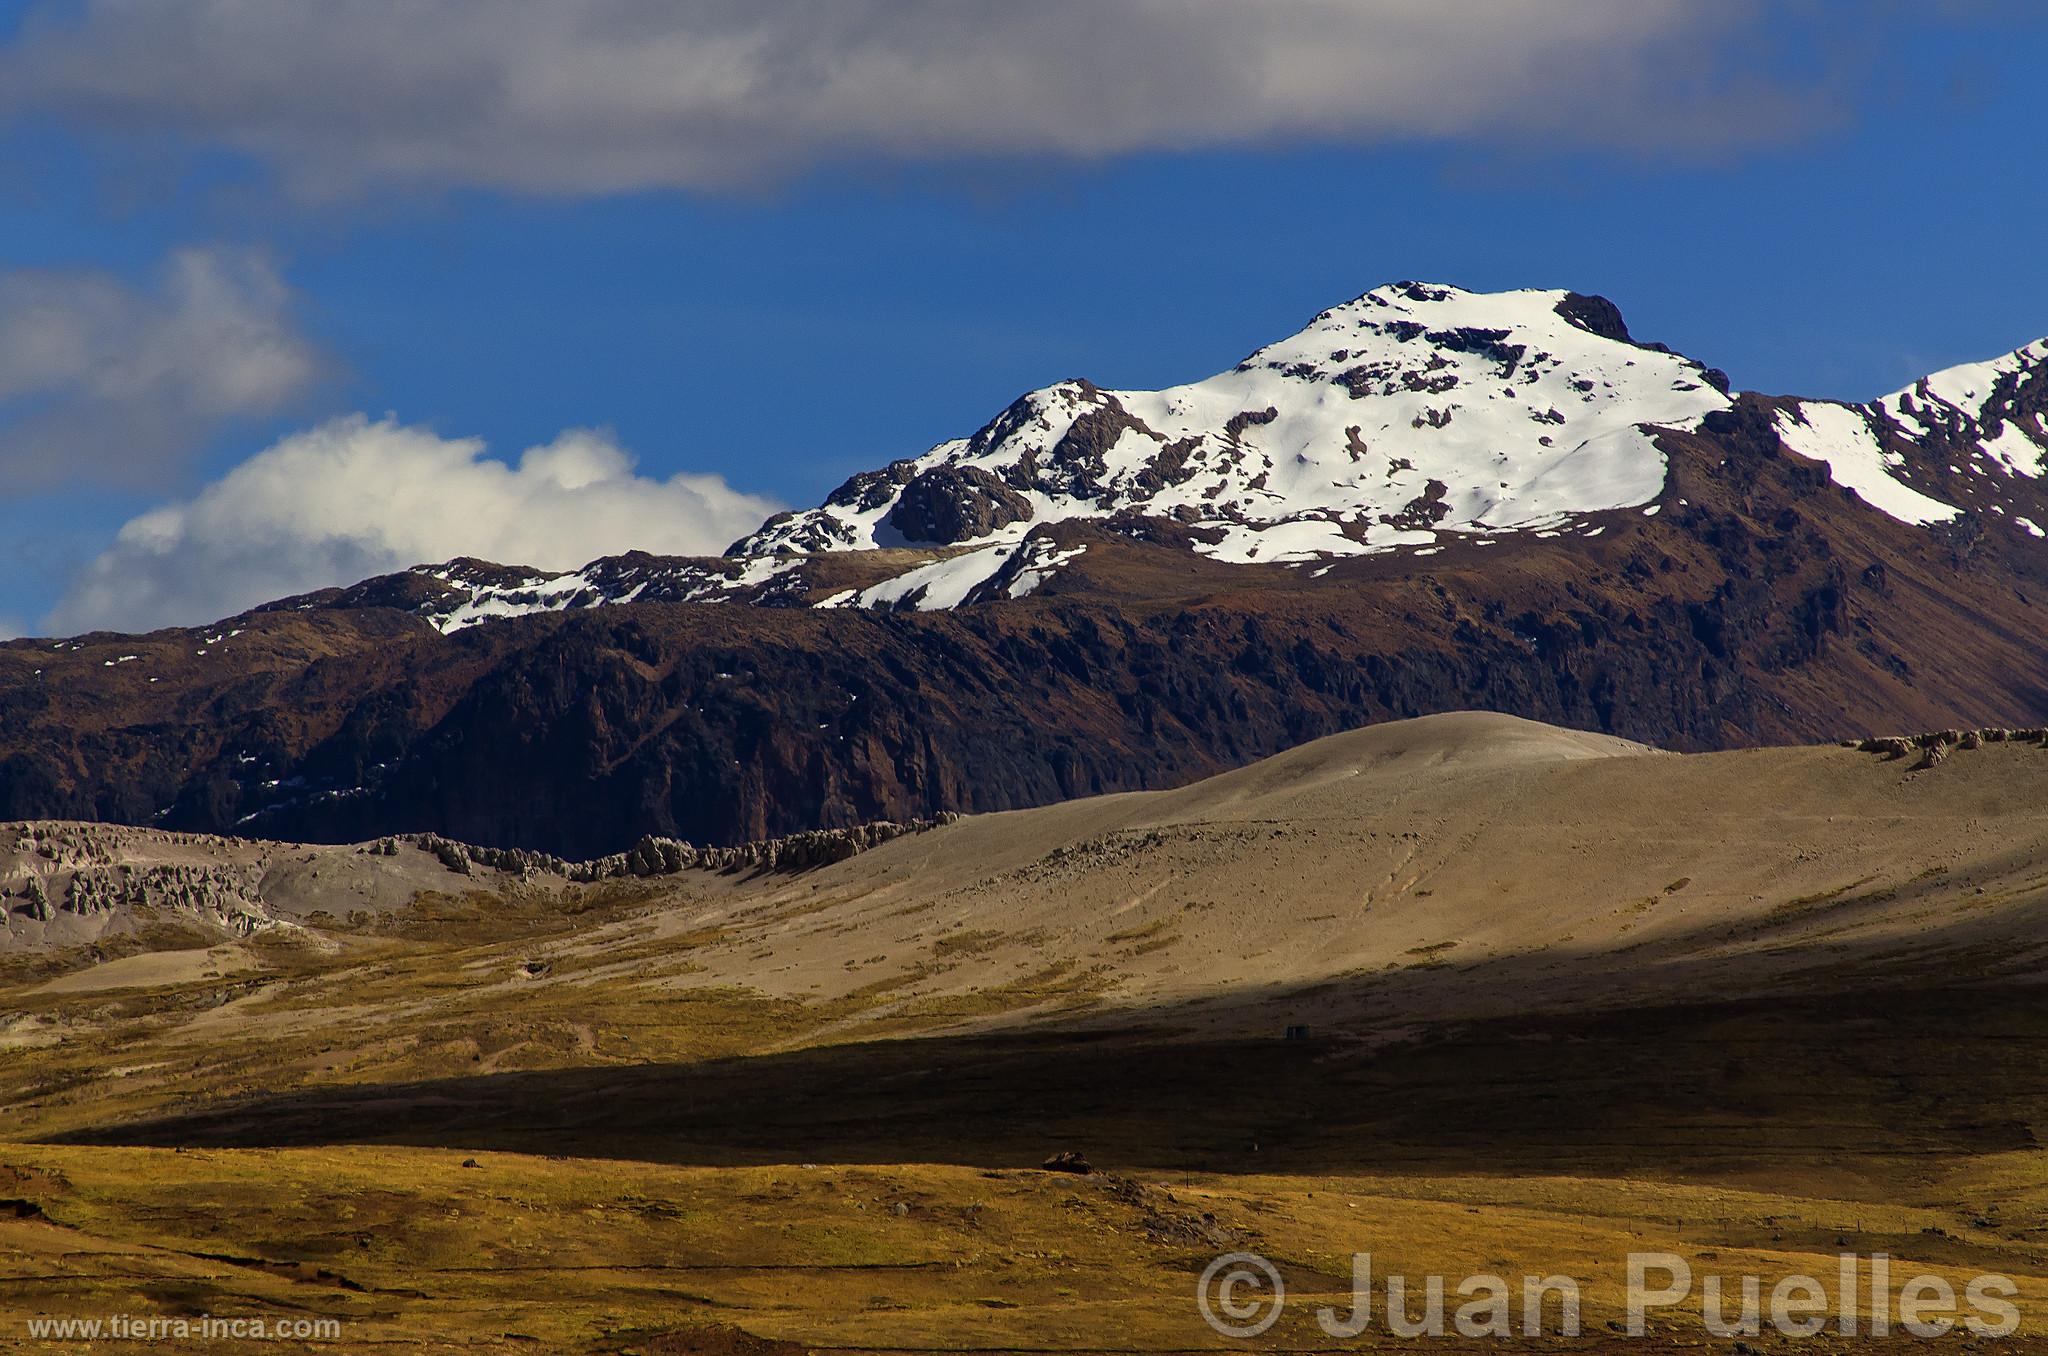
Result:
[735, 282, 1735, 566]
[324, 282, 2047, 629]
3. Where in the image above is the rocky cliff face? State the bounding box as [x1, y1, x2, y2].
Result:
[2, 286, 2046, 854]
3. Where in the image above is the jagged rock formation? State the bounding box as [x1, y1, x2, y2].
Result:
[2, 823, 273, 939]
[1855, 725, 2048, 769]
[411, 813, 957, 882]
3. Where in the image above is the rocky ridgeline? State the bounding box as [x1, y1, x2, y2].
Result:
[1855, 727, 2048, 769]
[9, 823, 252, 863]
[401, 813, 961, 883]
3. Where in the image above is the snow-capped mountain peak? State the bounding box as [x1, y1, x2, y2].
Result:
[731, 282, 1734, 566]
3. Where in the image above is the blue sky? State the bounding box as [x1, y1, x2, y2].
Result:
[0, 1, 2043, 634]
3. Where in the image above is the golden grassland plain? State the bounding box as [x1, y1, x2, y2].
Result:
[10, 714, 2048, 1351]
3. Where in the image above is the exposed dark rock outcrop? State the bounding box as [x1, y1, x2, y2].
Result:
[887, 465, 1034, 545]
[1555, 292, 1634, 344]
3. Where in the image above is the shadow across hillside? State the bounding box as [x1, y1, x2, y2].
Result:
[51, 975, 2048, 1179]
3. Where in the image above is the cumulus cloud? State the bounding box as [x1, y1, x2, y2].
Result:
[0, 246, 326, 487]
[45, 414, 782, 634]
[0, 0, 1822, 197]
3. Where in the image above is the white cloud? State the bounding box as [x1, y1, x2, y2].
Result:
[0, 246, 326, 487]
[45, 414, 782, 634]
[0, 1, 1820, 197]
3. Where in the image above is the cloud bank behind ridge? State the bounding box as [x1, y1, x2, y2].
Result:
[45, 415, 782, 634]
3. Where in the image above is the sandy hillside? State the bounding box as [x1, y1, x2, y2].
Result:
[505, 709, 2048, 1033]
